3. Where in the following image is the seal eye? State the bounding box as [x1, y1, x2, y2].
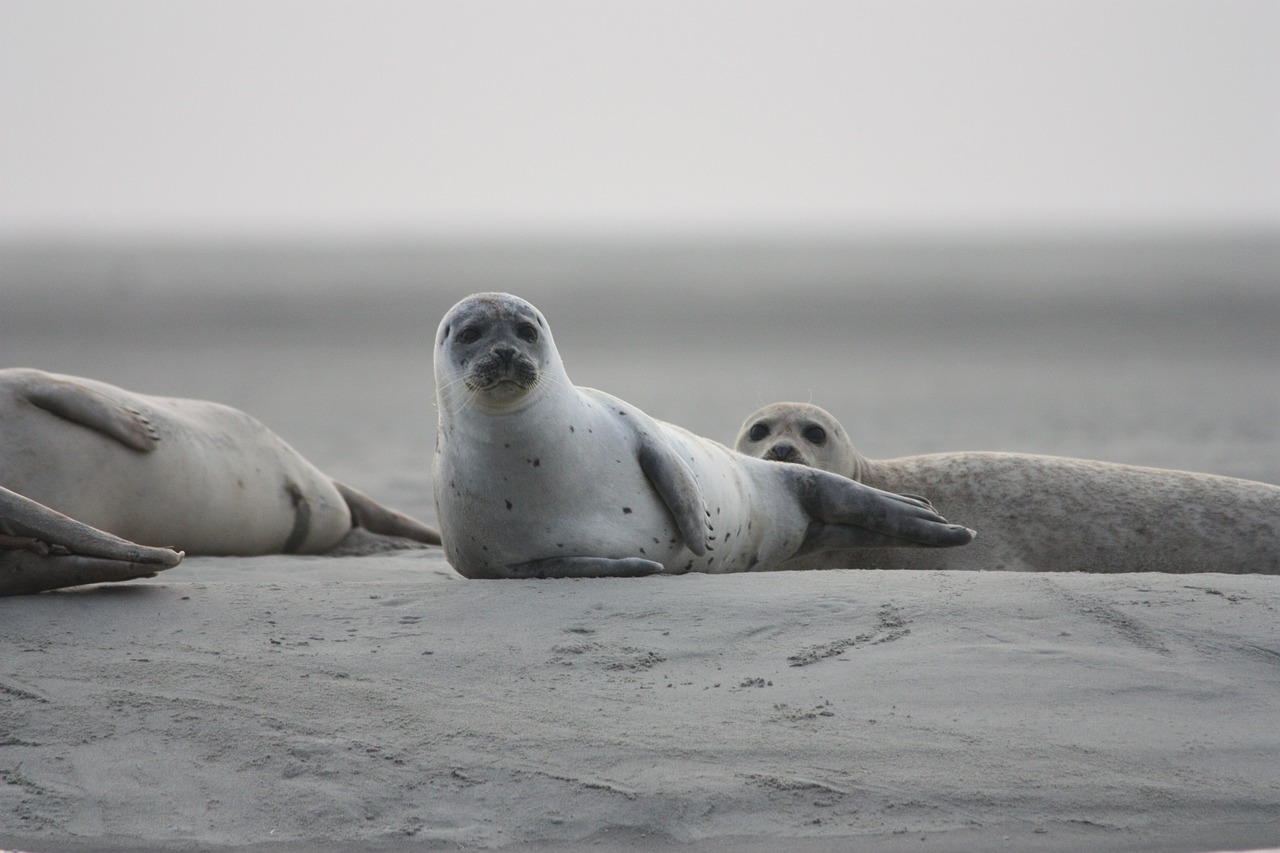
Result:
[458, 327, 482, 345]
[748, 423, 769, 442]
[803, 425, 827, 446]
[517, 323, 539, 343]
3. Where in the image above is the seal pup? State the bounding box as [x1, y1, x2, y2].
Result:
[735, 402, 1280, 573]
[0, 369, 441, 556]
[2, 484, 183, 595]
[432, 293, 974, 579]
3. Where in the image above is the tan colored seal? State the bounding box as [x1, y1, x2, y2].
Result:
[735, 402, 1280, 573]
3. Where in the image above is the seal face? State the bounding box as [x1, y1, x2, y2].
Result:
[433, 293, 974, 580]
[735, 401, 1280, 574]
[735, 402, 863, 478]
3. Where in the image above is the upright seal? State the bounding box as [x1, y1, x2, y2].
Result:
[735, 402, 1280, 573]
[0, 369, 441, 556]
[432, 293, 974, 579]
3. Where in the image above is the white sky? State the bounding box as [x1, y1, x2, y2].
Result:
[1, 0, 1278, 239]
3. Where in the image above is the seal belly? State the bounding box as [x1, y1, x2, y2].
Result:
[436, 400, 687, 577]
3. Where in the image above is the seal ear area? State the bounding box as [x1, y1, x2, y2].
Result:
[636, 433, 710, 556]
[20, 373, 161, 452]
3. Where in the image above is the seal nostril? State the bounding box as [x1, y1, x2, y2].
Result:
[764, 443, 799, 463]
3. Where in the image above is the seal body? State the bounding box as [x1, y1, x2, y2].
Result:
[735, 402, 1280, 574]
[432, 293, 973, 579]
[0, 369, 440, 556]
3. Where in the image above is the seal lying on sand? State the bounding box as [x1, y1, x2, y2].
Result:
[432, 293, 974, 579]
[1, 484, 183, 595]
[0, 369, 441, 556]
[735, 402, 1280, 573]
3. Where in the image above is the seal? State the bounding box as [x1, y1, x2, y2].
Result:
[431, 293, 974, 579]
[2, 484, 183, 595]
[0, 368, 441, 556]
[735, 402, 1280, 573]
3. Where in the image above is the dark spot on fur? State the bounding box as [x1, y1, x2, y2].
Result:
[557, 543, 564, 548]
[505, 500, 513, 510]
[569, 425, 575, 433]
[281, 480, 311, 554]
[639, 547, 646, 554]
[683, 560, 694, 571]
[706, 556, 714, 565]
[623, 507, 632, 514]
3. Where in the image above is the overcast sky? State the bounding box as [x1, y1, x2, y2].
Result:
[1, 0, 1277, 240]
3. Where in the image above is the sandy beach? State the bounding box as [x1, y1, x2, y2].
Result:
[2, 238, 1279, 851]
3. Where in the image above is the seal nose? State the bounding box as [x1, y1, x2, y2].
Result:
[493, 346, 517, 368]
[764, 442, 801, 463]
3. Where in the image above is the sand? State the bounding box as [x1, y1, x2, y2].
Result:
[2, 558, 1278, 852]
[2, 238, 1278, 851]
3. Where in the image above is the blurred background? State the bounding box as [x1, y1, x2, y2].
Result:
[2, 1, 1278, 521]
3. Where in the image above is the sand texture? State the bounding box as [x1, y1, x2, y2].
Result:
[2, 558, 1278, 852]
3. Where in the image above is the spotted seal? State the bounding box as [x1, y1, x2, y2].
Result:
[432, 293, 974, 579]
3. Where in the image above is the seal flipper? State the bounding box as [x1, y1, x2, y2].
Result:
[504, 556, 665, 579]
[637, 433, 710, 556]
[795, 468, 976, 549]
[1, 485, 183, 566]
[1, 485, 183, 596]
[333, 481, 442, 545]
[21, 374, 161, 452]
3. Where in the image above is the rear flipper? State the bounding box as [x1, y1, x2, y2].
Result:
[333, 481, 442, 545]
[1, 550, 180, 596]
[20, 371, 161, 451]
[503, 556, 666, 579]
[795, 468, 975, 550]
[1, 485, 183, 595]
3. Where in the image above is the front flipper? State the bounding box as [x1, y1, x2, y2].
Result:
[21, 373, 160, 452]
[796, 469, 975, 550]
[333, 481, 442, 545]
[637, 432, 710, 556]
[504, 556, 666, 579]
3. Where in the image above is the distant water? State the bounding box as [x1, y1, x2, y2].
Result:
[3, 235, 1278, 525]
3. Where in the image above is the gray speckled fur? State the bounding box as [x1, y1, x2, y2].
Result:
[432, 293, 974, 579]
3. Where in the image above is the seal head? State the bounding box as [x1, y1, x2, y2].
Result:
[735, 402, 867, 481]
